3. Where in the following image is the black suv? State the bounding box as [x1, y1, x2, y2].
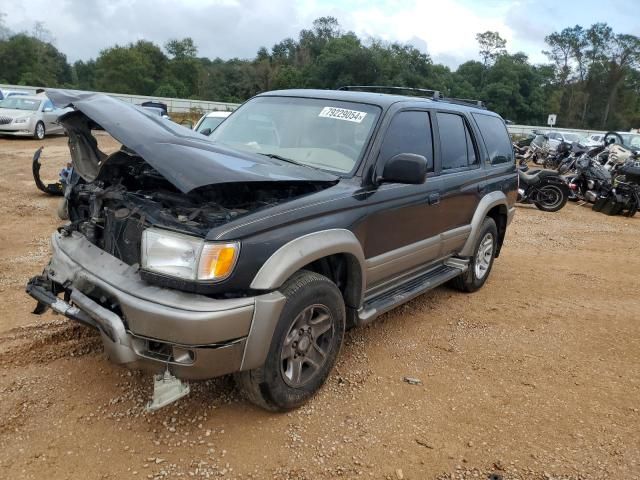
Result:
[27, 88, 517, 411]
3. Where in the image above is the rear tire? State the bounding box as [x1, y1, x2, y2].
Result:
[451, 217, 498, 293]
[235, 270, 345, 411]
[534, 183, 568, 212]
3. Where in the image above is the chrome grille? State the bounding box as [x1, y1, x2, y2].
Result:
[0, 116, 13, 125]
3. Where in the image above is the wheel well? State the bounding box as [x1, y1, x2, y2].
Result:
[299, 253, 362, 310]
[486, 205, 508, 256]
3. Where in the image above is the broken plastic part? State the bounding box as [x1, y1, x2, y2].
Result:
[146, 369, 190, 412]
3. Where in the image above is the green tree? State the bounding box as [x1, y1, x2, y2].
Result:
[94, 40, 168, 95]
[0, 33, 71, 86]
[164, 38, 201, 97]
[476, 31, 507, 67]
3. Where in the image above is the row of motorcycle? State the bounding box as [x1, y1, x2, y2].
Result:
[514, 131, 640, 216]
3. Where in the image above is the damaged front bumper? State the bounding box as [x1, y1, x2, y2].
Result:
[26, 231, 285, 380]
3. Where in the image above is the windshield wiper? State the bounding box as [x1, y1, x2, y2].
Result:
[258, 153, 313, 169]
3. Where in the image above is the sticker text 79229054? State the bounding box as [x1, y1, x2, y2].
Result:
[318, 107, 367, 123]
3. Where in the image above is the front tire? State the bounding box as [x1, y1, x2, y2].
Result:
[34, 121, 45, 140]
[235, 270, 345, 411]
[452, 217, 497, 293]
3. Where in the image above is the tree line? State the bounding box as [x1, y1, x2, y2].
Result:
[1, 14, 639, 130]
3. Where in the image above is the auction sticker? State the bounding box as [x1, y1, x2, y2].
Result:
[319, 106, 367, 123]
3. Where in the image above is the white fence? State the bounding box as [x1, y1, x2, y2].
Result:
[0, 83, 240, 113]
[507, 124, 605, 137]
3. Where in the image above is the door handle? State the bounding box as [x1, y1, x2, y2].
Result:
[427, 192, 441, 205]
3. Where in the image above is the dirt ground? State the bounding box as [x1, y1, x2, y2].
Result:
[0, 135, 639, 480]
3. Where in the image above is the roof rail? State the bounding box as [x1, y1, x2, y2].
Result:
[337, 85, 486, 109]
[338, 85, 442, 100]
[442, 97, 486, 109]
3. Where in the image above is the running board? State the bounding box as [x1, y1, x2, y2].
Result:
[357, 260, 467, 326]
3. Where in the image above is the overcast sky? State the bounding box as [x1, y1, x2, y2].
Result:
[2, 0, 638, 68]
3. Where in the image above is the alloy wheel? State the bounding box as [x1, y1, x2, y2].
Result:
[35, 123, 45, 140]
[280, 304, 335, 387]
[474, 233, 494, 280]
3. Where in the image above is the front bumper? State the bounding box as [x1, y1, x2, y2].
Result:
[0, 126, 34, 136]
[26, 232, 285, 380]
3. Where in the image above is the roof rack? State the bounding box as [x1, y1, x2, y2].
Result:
[337, 85, 486, 109]
[338, 85, 442, 99]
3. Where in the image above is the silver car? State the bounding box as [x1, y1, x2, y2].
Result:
[545, 131, 585, 150]
[0, 95, 67, 139]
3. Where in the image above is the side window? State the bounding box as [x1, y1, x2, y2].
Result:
[472, 113, 514, 165]
[379, 111, 434, 171]
[42, 100, 53, 111]
[436, 112, 477, 170]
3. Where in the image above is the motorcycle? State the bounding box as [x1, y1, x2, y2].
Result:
[567, 155, 612, 203]
[542, 140, 572, 170]
[529, 132, 551, 165]
[556, 142, 593, 175]
[592, 163, 640, 217]
[517, 168, 569, 212]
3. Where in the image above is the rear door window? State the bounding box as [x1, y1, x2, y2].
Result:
[436, 112, 478, 170]
[379, 111, 434, 171]
[472, 113, 514, 165]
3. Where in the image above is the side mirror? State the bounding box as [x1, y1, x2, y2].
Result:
[199, 128, 212, 136]
[379, 153, 428, 185]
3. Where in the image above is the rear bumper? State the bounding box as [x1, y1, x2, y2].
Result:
[26, 232, 285, 380]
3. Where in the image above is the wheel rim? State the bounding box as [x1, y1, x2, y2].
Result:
[538, 185, 563, 209]
[36, 124, 44, 139]
[474, 233, 494, 280]
[280, 304, 334, 388]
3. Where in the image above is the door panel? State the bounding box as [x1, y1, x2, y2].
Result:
[434, 112, 484, 239]
[361, 110, 446, 287]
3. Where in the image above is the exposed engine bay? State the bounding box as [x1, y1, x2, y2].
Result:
[46, 90, 338, 271]
[64, 149, 327, 267]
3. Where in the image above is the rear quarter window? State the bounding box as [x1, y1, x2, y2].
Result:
[472, 113, 514, 165]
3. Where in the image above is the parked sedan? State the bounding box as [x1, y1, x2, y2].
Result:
[0, 89, 30, 100]
[546, 131, 585, 151]
[194, 111, 231, 135]
[0, 96, 67, 139]
[583, 133, 604, 147]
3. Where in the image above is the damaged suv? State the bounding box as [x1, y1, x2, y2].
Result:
[27, 88, 516, 411]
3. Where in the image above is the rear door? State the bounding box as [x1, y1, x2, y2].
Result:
[472, 112, 517, 205]
[431, 111, 483, 255]
[362, 109, 445, 287]
[41, 100, 62, 134]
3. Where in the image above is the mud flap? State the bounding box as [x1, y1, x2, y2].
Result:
[146, 370, 190, 412]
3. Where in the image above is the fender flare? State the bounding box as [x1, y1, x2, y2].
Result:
[459, 191, 509, 257]
[250, 229, 366, 304]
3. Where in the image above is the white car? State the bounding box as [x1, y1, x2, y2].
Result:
[583, 133, 604, 147]
[0, 96, 69, 139]
[194, 111, 231, 135]
[0, 89, 30, 100]
[0, 95, 70, 140]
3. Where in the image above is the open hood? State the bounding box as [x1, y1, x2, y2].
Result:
[47, 89, 338, 193]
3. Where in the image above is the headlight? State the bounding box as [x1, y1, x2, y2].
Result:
[14, 117, 30, 124]
[141, 228, 239, 281]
